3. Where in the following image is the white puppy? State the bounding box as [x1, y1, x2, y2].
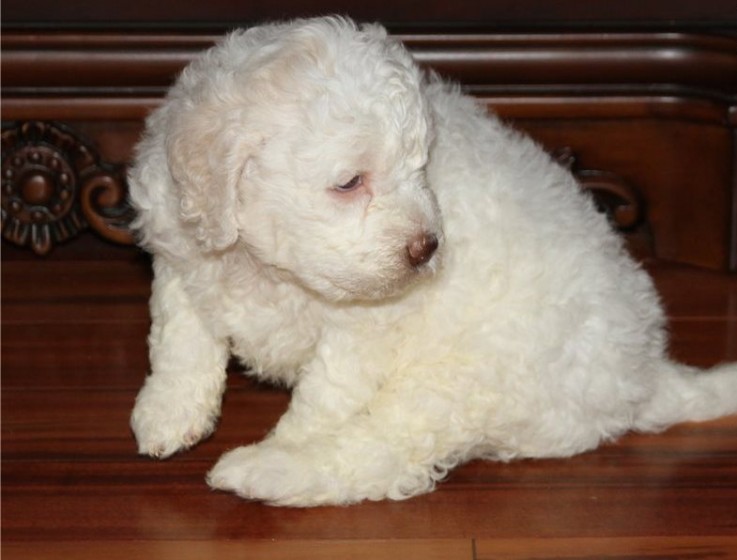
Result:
[128, 16, 737, 506]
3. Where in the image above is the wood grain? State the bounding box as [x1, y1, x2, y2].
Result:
[5, 32, 736, 91]
[475, 537, 737, 559]
[2, 259, 737, 559]
[2, 539, 474, 560]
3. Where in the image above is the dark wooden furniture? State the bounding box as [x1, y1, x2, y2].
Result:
[3, 4, 737, 269]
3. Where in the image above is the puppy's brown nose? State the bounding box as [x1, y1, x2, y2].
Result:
[407, 233, 439, 267]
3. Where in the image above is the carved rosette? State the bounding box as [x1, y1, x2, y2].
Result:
[1, 121, 135, 254]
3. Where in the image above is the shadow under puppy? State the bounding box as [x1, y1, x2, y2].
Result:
[128, 16, 737, 506]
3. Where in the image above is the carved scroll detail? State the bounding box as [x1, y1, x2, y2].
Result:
[1, 121, 135, 254]
[552, 146, 645, 232]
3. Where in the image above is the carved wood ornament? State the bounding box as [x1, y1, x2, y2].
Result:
[552, 146, 645, 232]
[1, 121, 135, 254]
[1, 122, 648, 256]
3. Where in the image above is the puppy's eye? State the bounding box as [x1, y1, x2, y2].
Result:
[335, 175, 363, 192]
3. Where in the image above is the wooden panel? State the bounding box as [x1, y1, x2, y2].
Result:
[2, 30, 736, 265]
[4, 0, 737, 27]
[4, 32, 736, 92]
[475, 537, 737, 559]
[2, 539, 474, 560]
[507, 116, 733, 270]
[2, 107, 732, 268]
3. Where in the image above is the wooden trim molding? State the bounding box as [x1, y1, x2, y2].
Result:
[3, 31, 735, 124]
[2, 95, 731, 124]
[4, 0, 737, 28]
[3, 32, 736, 93]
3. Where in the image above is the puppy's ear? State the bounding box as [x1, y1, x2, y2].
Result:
[166, 103, 251, 252]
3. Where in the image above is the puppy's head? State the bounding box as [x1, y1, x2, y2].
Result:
[163, 17, 442, 301]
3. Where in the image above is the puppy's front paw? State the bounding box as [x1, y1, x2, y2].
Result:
[131, 378, 220, 459]
[207, 442, 341, 506]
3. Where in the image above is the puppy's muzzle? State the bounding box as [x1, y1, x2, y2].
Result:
[407, 233, 439, 268]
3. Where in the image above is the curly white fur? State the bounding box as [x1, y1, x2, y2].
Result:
[128, 16, 737, 506]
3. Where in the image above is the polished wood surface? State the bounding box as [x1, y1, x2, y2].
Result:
[2, 258, 737, 559]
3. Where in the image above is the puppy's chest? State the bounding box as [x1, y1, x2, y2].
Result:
[219, 288, 322, 379]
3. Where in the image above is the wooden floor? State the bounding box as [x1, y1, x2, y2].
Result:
[3, 256, 737, 559]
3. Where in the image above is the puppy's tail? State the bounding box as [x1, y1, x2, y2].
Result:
[634, 361, 737, 432]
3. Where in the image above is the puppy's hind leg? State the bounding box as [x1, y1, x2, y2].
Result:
[131, 261, 229, 458]
[208, 372, 481, 506]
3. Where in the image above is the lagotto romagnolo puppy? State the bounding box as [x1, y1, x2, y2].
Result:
[128, 16, 737, 506]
